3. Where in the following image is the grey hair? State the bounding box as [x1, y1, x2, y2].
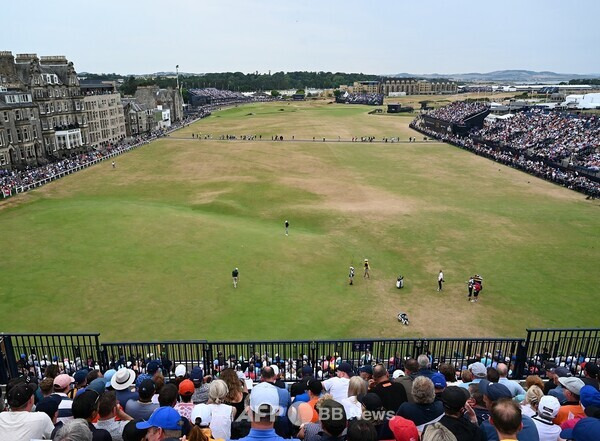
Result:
[422, 422, 458, 441]
[54, 419, 93, 441]
[208, 379, 229, 404]
[412, 376, 435, 404]
[417, 354, 430, 369]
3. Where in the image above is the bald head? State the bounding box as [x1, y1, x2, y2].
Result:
[373, 364, 388, 380]
[497, 363, 509, 378]
[490, 399, 522, 438]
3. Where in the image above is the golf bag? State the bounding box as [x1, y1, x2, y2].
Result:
[397, 312, 409, 325]
[396, 275, 404, 289]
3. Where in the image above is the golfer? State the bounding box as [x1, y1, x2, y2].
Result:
[349, 266, 355, 285]
[467, 276, 474, 299]
[285, 220, 289, 236]
[363, 259, 370, 278]
[438, 270, 444, 291]
[112, 161, 115, 168]
[232, 268, 239, 288]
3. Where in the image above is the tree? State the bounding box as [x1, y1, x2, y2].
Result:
[333, 90, 342, 98]
[270, 89, 280, 97]
[295, 89, 305, 95]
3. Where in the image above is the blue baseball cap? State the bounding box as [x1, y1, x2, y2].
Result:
[136, 406, 184, 430]
[103, 369, 116, 385]
[560, 417, 600, 441]
[190, 367, 204, 381]
[136, 374, 152, 389]
[432, 372, 447, 389]
[73, 369, 88, 384]
[478, 380, 512, 401]
[87, 378, 106, 395]
[358, 365, 373, 375]
[581, 385, 600, 408]
[146, 361, 160, 375]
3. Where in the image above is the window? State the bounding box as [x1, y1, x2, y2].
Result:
[15, 110, 21, 121]
[23, 128, 29, 141]
[33, 126, 37, 139]
[7, 130, 13, 143]
[0, 132, 3, 146]
[3, 111, 8, 122]
[16, 129, 22, 142]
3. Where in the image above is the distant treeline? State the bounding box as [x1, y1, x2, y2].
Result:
[568, 78, 600, 85]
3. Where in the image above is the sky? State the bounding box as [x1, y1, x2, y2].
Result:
[2, 0, 599, 75]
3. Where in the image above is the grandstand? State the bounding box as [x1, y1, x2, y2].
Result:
[188, 87, 250, 107]
[411, 101, 600, 197]
[336, 92, 384, 106]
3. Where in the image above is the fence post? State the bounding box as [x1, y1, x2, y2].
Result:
[2, 335, 18, 380]
[513, 334, 530, 380]
[203, 343, 214, 376]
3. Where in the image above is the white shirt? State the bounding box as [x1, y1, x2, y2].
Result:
[322, 376, 350, 402]
[340, 396, 362, 420]
[521, 403, 537, 418]
[532, 416, 561, 441]
[438, 272, 444, 281]
[207, 403, 234, 441]
[0, 411, 55, 440]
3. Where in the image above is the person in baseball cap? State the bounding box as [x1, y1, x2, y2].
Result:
[431, 372, 447, 393]
[555, 377, 586, 425]
[529, 395, 561, 440]
[434, 386, 482, 440]
[386, 416, 419, 441]
[174, 379, 195, 420]
[0, 381, 55, 440]
[560, 417, 600, 441]
[322, 362, 353, 402]
[249, 382, 280, 418]
[582, 362, 599, 389]
[136, 406, 184, 439]
[478, 380, 540, 441]
[359, 364, 373, 381]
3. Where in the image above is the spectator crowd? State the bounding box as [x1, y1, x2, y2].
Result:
[472, 109, 600, 171]
[336, 93, 384, 106]
[426, 102, 489, 125]
[411, 102, 600, 198]
[2, 347, 599, 441]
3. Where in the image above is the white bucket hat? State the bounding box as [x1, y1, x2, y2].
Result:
[111, 368, 136, 391]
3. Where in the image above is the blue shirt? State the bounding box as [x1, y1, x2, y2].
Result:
[237, 428, 299, 441]
[294, 392, 310, 403]
[498, 378, 526, 397]
[481, 415, 539, 441]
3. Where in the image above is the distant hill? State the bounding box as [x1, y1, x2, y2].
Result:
[390, 70, 600, 83]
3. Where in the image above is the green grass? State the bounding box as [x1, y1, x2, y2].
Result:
[0, 101, 598, 341]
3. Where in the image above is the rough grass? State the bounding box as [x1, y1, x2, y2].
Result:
[0, 100, 598, 341]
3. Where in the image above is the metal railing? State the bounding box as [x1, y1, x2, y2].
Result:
[1, 329, 598, 383]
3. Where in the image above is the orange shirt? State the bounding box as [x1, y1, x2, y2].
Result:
[308, 397, 319, 423]
[553, 403, 585, 425]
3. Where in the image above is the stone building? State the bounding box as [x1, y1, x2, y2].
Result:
[0, 52, 89, 169]
[122, 99, 156, 137]
[80, 80, 126, 148]
[134, 85, 183, 123]
[353, 81, 380, 94]
[381, 79, 457, 95]
[0, 87, 44, 168]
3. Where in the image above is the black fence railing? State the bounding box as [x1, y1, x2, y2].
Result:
[1, 329, 598, 384]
